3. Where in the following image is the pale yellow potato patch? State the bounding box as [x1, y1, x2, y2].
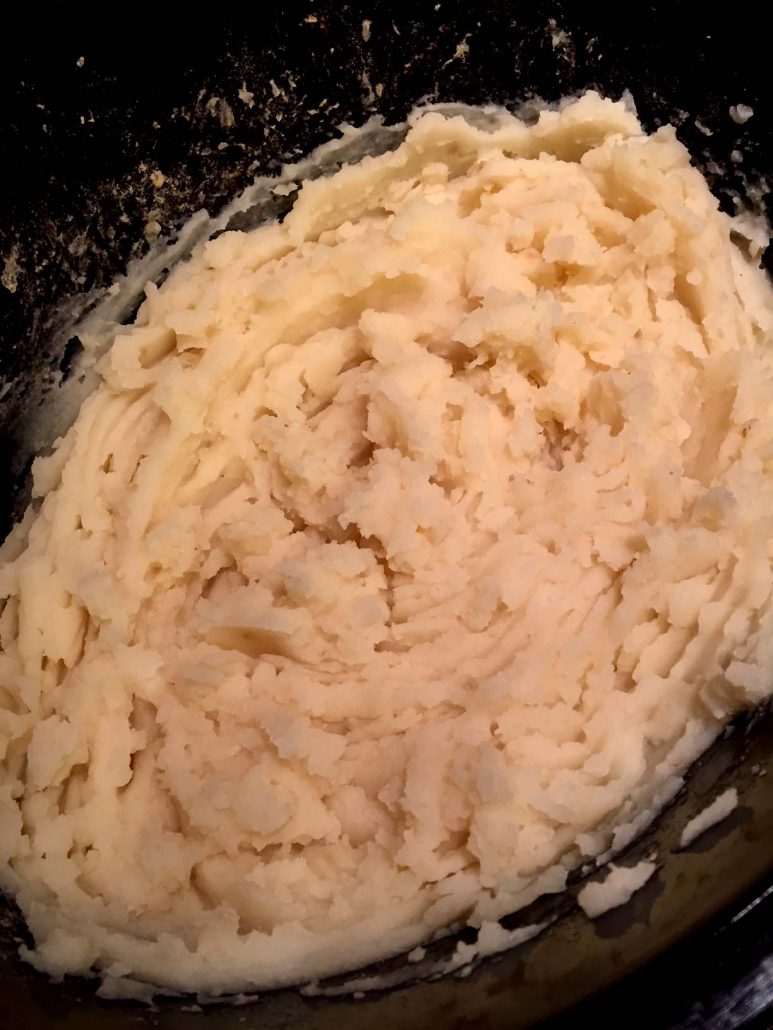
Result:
[1, 93, 772, 994]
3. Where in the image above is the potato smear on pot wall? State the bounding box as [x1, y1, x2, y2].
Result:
[0, 93, 772, 994]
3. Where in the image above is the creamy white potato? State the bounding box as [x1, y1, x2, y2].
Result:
[1, 93, 772, 993]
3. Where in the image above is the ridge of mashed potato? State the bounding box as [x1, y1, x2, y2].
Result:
[1, 92, 772, 994]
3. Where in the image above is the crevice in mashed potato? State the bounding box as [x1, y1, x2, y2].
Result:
[1, 91, 772, 995]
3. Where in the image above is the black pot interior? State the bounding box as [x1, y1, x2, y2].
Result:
[1, 3, 771, 1028]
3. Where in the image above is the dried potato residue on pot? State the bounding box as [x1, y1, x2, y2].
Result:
[1, 93, 772, 993]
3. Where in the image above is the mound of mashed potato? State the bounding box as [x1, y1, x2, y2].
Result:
[1, 93, 772, 994]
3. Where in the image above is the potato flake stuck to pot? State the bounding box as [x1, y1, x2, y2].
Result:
[1, 92, 772, 994]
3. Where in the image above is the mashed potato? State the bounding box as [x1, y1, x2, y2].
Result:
[1, 93, 772, 994]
